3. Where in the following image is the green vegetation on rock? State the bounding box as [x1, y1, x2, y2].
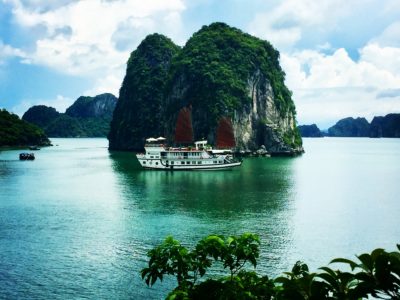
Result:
[22, 105, 60, 128]
[22, 93, 117, 137]
[298, 124, 323, 138]
[108, 23, 302, 153]
[328, 117, 370, 137]
[0, 109, 51, 147]
[168, 23, 295, 123]
[142, 233, 400, 299]
[108, 34, 180, 150]
[44, 114, 85, 137]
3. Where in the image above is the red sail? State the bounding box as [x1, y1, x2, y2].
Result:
[216, 117, 236, 148]
[175, 107, 193, 144]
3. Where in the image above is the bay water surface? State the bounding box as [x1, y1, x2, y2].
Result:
[1, 138, 399, 299]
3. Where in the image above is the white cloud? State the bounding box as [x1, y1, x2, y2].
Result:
[280, 44, 400, 127]
[7, 0, 186, 93]
[0, 40, 26, 64]
[84, 73, 124, 97]
[11, 95, 74, 117]
[370, 21, 400, 47]
[282, 47, 400, 90]
[293, 87, 400, 129]
[247, 0, 349, 50]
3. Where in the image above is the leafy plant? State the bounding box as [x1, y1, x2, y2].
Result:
[142, 234, 400, 300]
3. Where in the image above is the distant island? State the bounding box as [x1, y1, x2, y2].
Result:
[108, 23, 303, 155]
[328, 117, 370, 137]
[298, 124, 323, 137]
[22, 93, 117, 137]
[299, 113, 400, 138]
[0, 109, 51, 147]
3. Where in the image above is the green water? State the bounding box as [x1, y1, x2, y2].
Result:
[0, 138, 399, 299]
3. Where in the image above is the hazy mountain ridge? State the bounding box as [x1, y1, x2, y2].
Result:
[22, 93, 117, 137]
[299, 113, 400, 138]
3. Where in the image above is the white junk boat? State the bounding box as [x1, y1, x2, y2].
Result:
[136, 138, 241, 170]
[136, 106, 242, 170]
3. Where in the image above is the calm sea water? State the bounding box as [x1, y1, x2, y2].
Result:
[1, 138, 399, 299]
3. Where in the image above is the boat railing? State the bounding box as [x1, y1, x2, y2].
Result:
[145, 143, 165, 147]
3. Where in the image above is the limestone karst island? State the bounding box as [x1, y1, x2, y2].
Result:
[1, 3, 400, 299]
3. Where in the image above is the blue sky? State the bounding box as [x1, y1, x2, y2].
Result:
[1, 0, 400, 129]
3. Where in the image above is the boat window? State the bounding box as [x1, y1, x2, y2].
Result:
[143, 161, 146, 164]
[171, 161, 174, 165]
[155, 162, 158, 165]
[192, 161, 196, 164]
[198, 161, 201, 164]
[150, 156, 154, 159]
[213, 161, 217, 164]
[181, 162, 184, 165]
[186, 161, 190, 165]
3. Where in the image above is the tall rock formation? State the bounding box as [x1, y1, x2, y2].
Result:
[108, 23, 303, 154]
[108, 34, 180, 150]
[370, 114, 400, 137]
[328, 117, 370, 137]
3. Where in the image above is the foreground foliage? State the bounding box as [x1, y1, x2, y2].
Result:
[142, 234, 400, 299]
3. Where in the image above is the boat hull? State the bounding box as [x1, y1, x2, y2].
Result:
[137, 157, 241, 170]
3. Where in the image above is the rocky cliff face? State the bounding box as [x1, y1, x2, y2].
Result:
[109, 23, 303, 154]
[235, 71, 300, 152]
[66, 93, 116, 118]
[370, 114, 400, 137]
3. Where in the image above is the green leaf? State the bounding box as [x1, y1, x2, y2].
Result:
[357, 253, 373, 272]
[318, 266, 337, 278]
[317, 273, 339, 291]
[330, 258, 358, 270]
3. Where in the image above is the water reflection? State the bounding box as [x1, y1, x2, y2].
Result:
[109, 151, 298, 277]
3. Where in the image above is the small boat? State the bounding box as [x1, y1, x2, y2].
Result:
[136, 107, 241, 170]
[29, 146, 40, 150]
[19, 153, 35, 160]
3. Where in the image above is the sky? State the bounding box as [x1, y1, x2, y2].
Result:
[0, 0, 400, 129]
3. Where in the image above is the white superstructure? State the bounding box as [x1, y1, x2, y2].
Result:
[136, 137, 241, 170]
